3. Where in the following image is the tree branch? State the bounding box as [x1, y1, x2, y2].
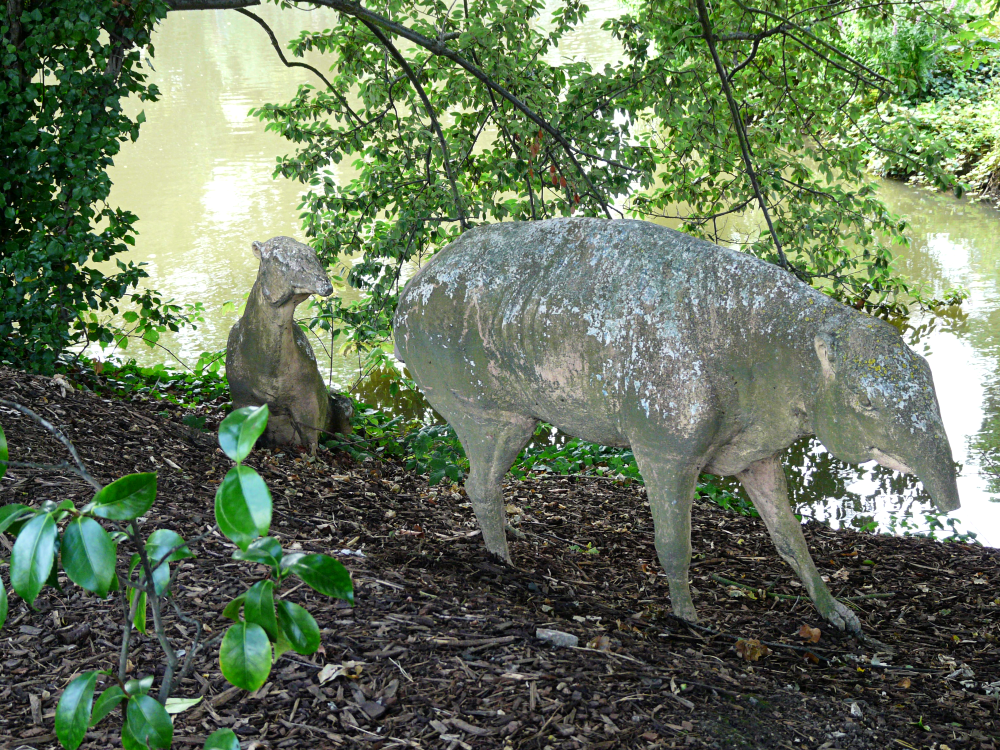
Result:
[306, 0, 613, 218]
[166, 0, 260, 9]
[234, 7, 362, 126]
[360, 20, 468, 229]
[694, 0, 790, 272]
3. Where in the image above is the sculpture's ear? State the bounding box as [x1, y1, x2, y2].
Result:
[814, 334, 836, 383]
[252, 240, 265, 259]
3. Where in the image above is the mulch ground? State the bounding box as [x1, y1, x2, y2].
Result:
[0, 365, 998, 750]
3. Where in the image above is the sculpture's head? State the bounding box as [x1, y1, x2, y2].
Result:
[812, 319, 959, 513]
[252, 236, 333, 307]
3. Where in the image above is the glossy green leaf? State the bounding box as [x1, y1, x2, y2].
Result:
[203, 728, 241, 750]
[145, 529, 193, 565]
[62, 517, 117, 598]
[124, 675, 154, 697]
[276, 600, 321, 655]
[218, 405, 269, 463]
[287, 553, 354, 604]
[244, 580, 278, 641]
[0, 504, 31, 534]
[90, 685, 126, 726]
[126, 694, 173, 749]
[129, 588, 148, 634]
[215, 465, 271, 550]
[91, 473, 157, 521]
[232, 536, 282, 569]
[221, 594, 246, 622]
[55, 671, 98, 750]
[11, 512, 57, 606]
[0, 422, 7, 480]
[220, 622, 271, 691]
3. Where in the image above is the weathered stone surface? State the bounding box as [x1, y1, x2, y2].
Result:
[226, 236, 353, 451]
[393, 217, 959, 634]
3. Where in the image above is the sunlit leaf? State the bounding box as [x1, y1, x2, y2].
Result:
[11, 512, 57, 606]
[91, 473, 157, 521]
[219, 622, 271, 691]
[55, 671, 99, 750]
[276, 600, 320, 655]
[218, 405, 269, 463]
[62, 517, 117, 598]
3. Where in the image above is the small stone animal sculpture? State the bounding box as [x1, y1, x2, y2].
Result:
[227, 236, 353, 451]
[394, 218, 960, 634]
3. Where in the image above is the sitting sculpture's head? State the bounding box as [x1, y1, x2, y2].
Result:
[252, 236, 333, 307]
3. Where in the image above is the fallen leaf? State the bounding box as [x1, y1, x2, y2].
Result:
[898, 677, 911, 689]
[734, 638, 771, 661]
[798, 623, 822, 643]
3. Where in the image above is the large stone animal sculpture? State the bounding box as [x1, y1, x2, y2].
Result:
[393, 218, 960, 634]
[227, 236, 352, 451]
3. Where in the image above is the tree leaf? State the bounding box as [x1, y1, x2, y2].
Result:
[129, 588, 148, 634]
[0, 504, 31, 534]
[232, 536, 282, 570]
[203, 728, 241, 750]
[219, 622, 271, 691]
[276, 600, 321, 655]
[215, 466, 271, 550]
[62, 517, 117, 598]
[124, 675, 154, 697]
[164, 696, 202, 714]
[55, 671, 99, 750]
[145, 529, 193, 565]
[90, 685, 126, 726]
[287, 553, 354, 604]
[222, 594, 246, 622]
[126, 694, 173, 749]
[218, 405, 269, 463]
[11, 512, 57, 606]
[244, 580, 278, 641]
[91, 473, 157, 521]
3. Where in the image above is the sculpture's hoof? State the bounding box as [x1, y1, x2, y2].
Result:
[823, 599, 863, 635]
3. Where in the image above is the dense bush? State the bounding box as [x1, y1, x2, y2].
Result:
[0, 1, 193, 373]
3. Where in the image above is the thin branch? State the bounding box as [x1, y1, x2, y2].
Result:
[694, 0, 790, 271]
[234, 8, 362, 126]
[307, 0, 613, 218]
[0, 399, 102, 490]
[167, 0, 260, 9]
[361, 20, 468, 229]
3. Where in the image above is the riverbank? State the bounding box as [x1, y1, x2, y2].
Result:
[1, 366, 998, 749]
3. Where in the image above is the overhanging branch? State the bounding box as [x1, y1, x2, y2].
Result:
[166, 0, 260, 9]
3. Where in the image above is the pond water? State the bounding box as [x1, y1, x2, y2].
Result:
[104, 4, 1000, 545]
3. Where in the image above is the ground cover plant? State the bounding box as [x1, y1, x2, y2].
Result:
[0, 394, 353, 749]
[1, 366, 999, 749]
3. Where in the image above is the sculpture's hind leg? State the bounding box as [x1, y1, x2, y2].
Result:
[436, 401, 537, 563]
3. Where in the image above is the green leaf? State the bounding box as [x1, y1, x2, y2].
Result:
[215, 465, 272, 550]
[91, 473, 157, 521]
[222, 594, 246, 621]
[129, 588, 148, 634]
[0, 421, 7, 480]
[203, 728, 241, 750]
[11, 512, 57, 606]
[90, 685, 126, 726]
[62, 517, 117, 598]
[145, 529, 193, 565]
[244, 580, 278, 641]
[232, 536, 282, 570]
[276, 600, 321, 655]
[124, 675, 154, 697]
[164, 696, 202, 714]
[219, 622, 271, 691]
[126, 694, 173, 749]
[0, 584, 7, 630]
[218, 405, 269, 463]
[287, 554, 354, 604]
[55, 671, 99, 750]
[0, 504, 32, 533]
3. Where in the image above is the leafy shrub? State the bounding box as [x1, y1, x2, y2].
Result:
[0, 403, 354, 750]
